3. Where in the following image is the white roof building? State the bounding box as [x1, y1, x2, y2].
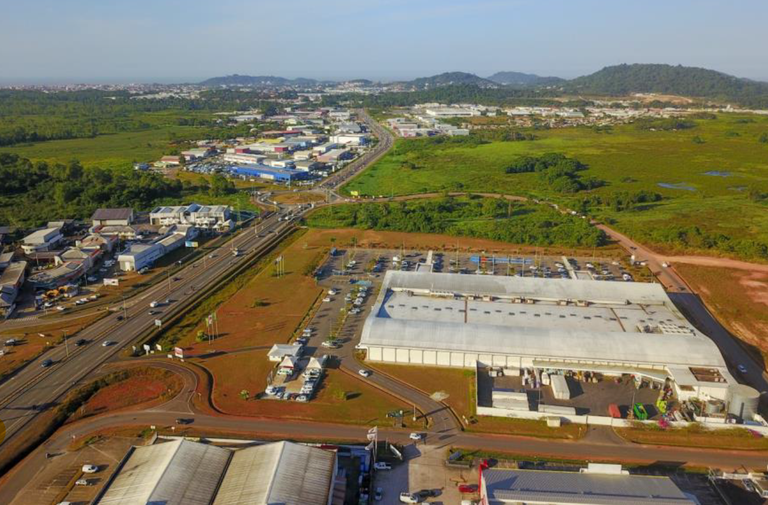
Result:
[360, 271, 734, 401]
[96, 439, 231, 505]
[213, 441, 337, 505]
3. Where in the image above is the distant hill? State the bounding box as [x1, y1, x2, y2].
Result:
[487, 71, 564, 87]
[565, 63, 768, 102]
[403, 72, 499, 90]
[199, 74, 323, 87]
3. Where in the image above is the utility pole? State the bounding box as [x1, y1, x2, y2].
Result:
[121, 294, 128, 320]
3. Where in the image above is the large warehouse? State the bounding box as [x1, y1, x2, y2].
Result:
[359, 271, 736, 402]
[95, 440, 338, 505]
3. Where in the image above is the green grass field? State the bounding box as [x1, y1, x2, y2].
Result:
[0, 125, 204, 170]
[344, 114, 768, 259]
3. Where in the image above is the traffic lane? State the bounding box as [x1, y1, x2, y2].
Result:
[0, 218, 293, 443]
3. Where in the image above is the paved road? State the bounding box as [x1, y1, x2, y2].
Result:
[2, 358, 765, 505]
[0, 211, 299, 451]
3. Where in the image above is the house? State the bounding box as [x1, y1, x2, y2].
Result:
[157, 155, 181, 168]
[91, 208, 134, 227]
[149, 204, 231, 229]
[22, 227, 63, 255]
[78, 233, 118, 253]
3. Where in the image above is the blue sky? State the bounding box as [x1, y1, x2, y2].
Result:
[1, 0, 767, 84]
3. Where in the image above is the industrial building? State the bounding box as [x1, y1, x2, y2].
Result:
[230, 165, 310, 183]
[359, 271, 737, 404]
[0, 261, 26, 318]
[149, 203, 232, 229]
[91, 208, 135, 227]
[96, 439, 338, 505]
[480, 464, 696, 504]
[21, 227, 63, 254]
[117, 243, 164, 272]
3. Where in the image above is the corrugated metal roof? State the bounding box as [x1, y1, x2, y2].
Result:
[91, 208, 133, 221]
[97, 439, 231, 505]
[484, 468, 694, 505]
[213, 441, 335, 505]
[360, 271, 726, 369]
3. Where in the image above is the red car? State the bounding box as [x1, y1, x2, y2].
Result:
[458, 484, 478, 493]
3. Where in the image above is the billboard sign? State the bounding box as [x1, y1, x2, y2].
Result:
[174, 346, 184, 359]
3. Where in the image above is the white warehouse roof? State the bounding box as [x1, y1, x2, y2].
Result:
[96, 439, 231, 505]
[360, 271, 727, 370]
[213, 441, 336, 505]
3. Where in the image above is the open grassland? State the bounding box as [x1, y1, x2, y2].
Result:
[616, 423, 768, 450]
[344, 114, 768, 259]
[368, 363, 583, 439]
[1, 126, 204, 170]
[204, 352, 418, 427]
[70, 366, 183, 421]
[675, 263, 768, 366]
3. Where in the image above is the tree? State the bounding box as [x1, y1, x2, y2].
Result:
[759, 132, 768, 144]
[209, 173, 234, 197]
[239, 389, 250, 400]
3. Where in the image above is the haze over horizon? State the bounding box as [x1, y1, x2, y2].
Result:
[2, 0, 768, 85]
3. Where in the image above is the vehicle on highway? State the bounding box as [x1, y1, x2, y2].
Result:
[148, 310, 157, 315]
[322, 297, 332, 303]
[41, 359, 53, 368]
[150, 301, 159, 308]
[175, 418, 193, 425]
[373, 462, 391, 471]
[75, 339, 87, 346]
[374, 488, 383, 502]
[737, 364, 748, 374]
[399, 492, 420, 503]
[409, 432, 423, 441]
[75, 479, 92, 486]
[358, 369, 372, 378]
[102, 340, 114, 347]
[116, 315, 124, 321]
[82, 464, 99, 473]
[458, 484, 478, 493]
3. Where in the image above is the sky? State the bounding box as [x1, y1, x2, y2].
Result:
[1, 0, 768, 84]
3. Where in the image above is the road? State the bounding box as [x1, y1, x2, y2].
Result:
[1, 356, 766, 505]
[0, 211, 298, 451]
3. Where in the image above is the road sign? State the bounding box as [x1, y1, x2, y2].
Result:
[103, 278, 119, 286]
[143, 344, 150, 354]
[155, 344, 163, 351]
[154, 319, 162, 327]
[174, 347, 184, 359]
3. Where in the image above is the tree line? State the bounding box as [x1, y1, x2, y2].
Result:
[505, 153, 605, 194]
[306, 197, 606, 248]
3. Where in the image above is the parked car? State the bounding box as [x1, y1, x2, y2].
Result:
[322, 297, 332, 303]
[175, 418, 193, 425]
[41, 359, 53, 368]
[358, 369, 372, 378]
[409, 432, 423, 441]
[81, 464, 99, 473]
[399, 493, 420, 503]
[458, 484, 478, 493]
[737, 364, 748, 374]
[374, 487, 383, 501]
[75, 479, 92, 486]
[296, 395, 308, 402]
[374, 462, 391, 471]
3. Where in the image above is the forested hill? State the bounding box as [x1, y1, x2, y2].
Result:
[487, 71, 564, 87]
[198, 74, 321, 87]
[404, 72, 500, 90]
[565, 63, 768, 105]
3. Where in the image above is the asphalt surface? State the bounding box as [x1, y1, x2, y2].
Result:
[0, 211, 297, 451]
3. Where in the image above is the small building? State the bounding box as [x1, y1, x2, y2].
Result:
[294, 160, 322, 172]
[0, 261, 27, 318]
[22, 227, 63, 255]
[316, 148, 352, 164]
[267, 343, 303, 362]
[91, 208, 135, 227]
[118, 243, 164, 272]
[149, 204, 231, 229]
[28, 261, 85, 289]
[157, 155, 181, 168]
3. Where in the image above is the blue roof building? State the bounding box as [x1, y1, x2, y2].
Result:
[230, 165, 310, 182]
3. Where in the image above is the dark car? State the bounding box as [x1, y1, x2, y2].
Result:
[175, 418, 194, 425]
[116, 315, 124, 321]
[75, 339, 87, 347]
[41, 359, 53, 368]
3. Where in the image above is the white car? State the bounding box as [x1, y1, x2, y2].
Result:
[296, 394, 308, 402]
[399, 493, 420, 504]
[102, 340, 114, 347]
[75, 479, 91, 486]
[409, 432, 423, 441]
[81, 464, 99, 473]
[322, 297, 332, 303]
[374, 462, 392, 471]
[358, 369, 372, 378]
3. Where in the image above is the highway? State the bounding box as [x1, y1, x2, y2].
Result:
[0, 210, 296, 451]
